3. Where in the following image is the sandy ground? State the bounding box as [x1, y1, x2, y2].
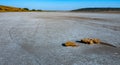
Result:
[0, 12, 120, 65]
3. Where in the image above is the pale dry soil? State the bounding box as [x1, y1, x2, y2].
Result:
[0, 12, 120, 65]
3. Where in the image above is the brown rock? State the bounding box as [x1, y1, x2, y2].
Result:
[64, 41, 79, 47]
[92, 38, 101, 44]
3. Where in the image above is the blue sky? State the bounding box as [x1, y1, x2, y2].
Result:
[0, 0, 120, 10]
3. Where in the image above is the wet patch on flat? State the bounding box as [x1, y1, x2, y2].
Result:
[81, 45, 120, 55]
[62, 16, 107, 21]
[36, 16, 107, 21]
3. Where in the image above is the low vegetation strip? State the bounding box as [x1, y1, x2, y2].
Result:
[0, 5, 42, 12]
[71, 8, 120, 13]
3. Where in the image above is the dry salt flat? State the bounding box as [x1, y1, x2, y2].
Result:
[0, 12, 120, 65]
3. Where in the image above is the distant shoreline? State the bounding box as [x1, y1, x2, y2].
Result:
[0, 5, 120, 13]
[71, 8, 120, 13]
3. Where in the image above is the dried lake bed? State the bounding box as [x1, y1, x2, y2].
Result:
[0, 12, 120, 65]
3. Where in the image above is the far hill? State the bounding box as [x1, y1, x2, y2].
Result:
[71, 8, 120, 13]
[0, 5, 42, 12]
[0, 5, 29, 12]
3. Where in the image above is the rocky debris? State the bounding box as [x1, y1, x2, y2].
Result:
[62, 38, 116, 48]
[81, 38, 101, 45]
[80, 38, 117, 47]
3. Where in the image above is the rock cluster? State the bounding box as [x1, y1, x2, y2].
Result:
[81, 38, 101, 44]
[63, 38, 101, 47]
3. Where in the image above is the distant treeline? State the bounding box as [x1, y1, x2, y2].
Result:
[71, 8, 120, 12]
[0, 5, 43, 12]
